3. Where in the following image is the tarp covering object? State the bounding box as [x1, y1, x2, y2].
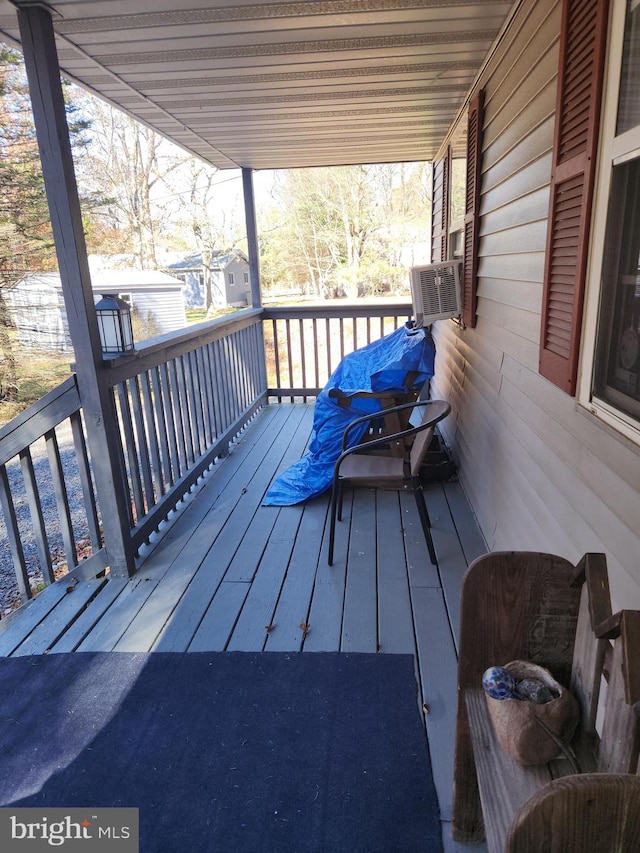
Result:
[263, 324, 436, 506]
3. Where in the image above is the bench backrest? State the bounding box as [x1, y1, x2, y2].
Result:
[453, 551, 583, 840]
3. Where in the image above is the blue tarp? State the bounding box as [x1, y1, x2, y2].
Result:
[263, 324, 436, 506]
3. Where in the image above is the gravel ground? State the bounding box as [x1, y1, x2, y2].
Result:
[0, 423, 95, 617]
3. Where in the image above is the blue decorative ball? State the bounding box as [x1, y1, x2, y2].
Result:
[482, 666, 519, 700]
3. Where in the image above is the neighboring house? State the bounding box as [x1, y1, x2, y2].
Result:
[429, 0, 640, 611]
[165, 250, 251, 310]
[6, 269, 187, 352]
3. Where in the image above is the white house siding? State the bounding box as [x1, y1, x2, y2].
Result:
[5, 279, 69, 351]
[7, 271, 187, 352]
[431, 0, 640, 610]
[128, 290, 187, 336]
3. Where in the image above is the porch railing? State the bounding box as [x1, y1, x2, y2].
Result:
[263, 302, 413, 400]
[106, 309, 267, 555]
[0, 300, 411, 618]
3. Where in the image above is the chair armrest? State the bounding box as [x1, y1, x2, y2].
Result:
[340, 398, 449, 451]
[337, 399, 451, 462]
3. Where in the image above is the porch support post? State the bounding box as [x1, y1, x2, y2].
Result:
[242, 168, 262, 309]
[241, 167, 268, 395]
[16, 4, 136, 577]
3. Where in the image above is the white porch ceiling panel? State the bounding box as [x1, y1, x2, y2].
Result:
[0, 1, 515, 170]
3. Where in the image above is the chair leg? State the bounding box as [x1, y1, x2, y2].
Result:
[337, 481, 344, 521]
[414, 482, 437, 564]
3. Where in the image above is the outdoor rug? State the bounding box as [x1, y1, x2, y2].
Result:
[0, 651, 442, 852]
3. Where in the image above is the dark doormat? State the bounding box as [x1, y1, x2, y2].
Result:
[0, 651, 443, 852]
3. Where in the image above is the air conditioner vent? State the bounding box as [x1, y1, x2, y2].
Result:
[410, 261, 462, 326]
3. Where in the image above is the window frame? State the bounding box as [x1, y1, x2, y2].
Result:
[579, 0, 640, 443]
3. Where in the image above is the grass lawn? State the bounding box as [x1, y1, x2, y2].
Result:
[0, 350, 74, 428]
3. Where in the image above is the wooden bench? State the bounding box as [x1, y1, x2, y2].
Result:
[452, 551, 640, 852]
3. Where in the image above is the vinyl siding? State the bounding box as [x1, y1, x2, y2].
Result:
[431, 0, 640, 609]
[130, 290, 187, 336]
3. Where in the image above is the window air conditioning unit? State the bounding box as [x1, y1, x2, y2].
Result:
[410, 261, 463, 327]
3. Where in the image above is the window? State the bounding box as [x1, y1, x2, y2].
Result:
[449, 125, 467, 261]
[583, 0, 640, 435]
[174, 273, 186, 284]
[228, 272, 235, 286]
[593, 158, 640, 419]
[431, 150, 450, 263]
[244, 272, 249, 284]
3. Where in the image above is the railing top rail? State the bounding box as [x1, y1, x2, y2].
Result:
[262, 301, 412, 321]
[103, 307, 264, 386]
[0, 375, 80, 465]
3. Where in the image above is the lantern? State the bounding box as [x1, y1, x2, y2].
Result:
[95, 294, 134, 356]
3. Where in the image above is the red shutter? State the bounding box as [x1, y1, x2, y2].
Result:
[462, 90, 484, 328]
[539, 0, 609, 394]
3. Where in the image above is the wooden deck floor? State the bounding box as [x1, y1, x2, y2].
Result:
[0, 402, 487, 852]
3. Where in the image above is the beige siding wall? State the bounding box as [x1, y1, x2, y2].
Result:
[431, 0, 640, 610]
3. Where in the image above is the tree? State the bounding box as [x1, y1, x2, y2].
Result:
[0, 45, 56, 284]
[77, 101, 188, 268]
[260, 163, 432, 298]
[0, 45, 91, 398]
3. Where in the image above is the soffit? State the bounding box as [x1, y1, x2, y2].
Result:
[0, 1, 516, 170]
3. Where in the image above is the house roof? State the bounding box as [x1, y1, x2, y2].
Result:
[0, 1, 517, 170]
[13, 269, 185, 292]
[166, 250, 249, 271]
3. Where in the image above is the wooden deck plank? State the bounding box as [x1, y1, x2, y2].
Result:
[188, 581, 250, 652]
[185, 405, 309, 582]
[377, 490, 416, 655]
[443, 480, 487, 565]
[148, 407, 312, 652]
[50, 579, 130, 653]
[134, 404, 291, 573]
[264, 497, 328, 652]
[411, 585, 461, 823]
[76, 575, 162, 652]
[427, 482, 483, 654]
[12, 578, 109, 656]
[224, 404, 314, 583]
[303, 497, 349, 653]
[401, 489, 442, 588]
[108, 406, 310, 652]
[341, 489, 378, 653]
[0, 582, 70, 656]
[226, 505, 304, 651]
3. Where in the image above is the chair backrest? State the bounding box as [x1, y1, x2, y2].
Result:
[409, 400, 450, 477]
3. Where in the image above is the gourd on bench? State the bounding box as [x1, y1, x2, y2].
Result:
[452, 551, 640, 852]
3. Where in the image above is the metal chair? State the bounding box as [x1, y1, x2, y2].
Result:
[327, 398, 451, 565]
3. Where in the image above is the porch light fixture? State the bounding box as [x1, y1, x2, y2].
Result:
[95, 294, 134, 356]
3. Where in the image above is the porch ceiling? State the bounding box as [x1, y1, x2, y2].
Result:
[0, 0, 515, 170]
